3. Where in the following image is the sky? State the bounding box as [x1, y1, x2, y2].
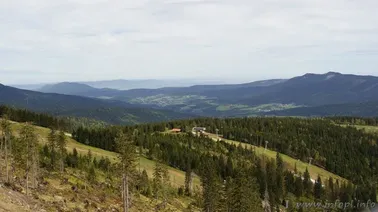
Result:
[1, 0, 378, 84]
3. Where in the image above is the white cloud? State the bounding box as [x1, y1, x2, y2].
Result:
[1, 0, 378, 84]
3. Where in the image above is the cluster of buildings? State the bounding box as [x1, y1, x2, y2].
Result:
[169, 127, 207, 135]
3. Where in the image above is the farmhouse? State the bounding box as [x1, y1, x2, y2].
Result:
[170, 128, 181, 133]
[192, 127, 206, 133]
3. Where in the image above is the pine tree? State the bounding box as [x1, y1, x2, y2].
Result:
[226, 156, 234, 177]
[87, 165, 96, 183]
[275, 153, 285, 201]
[294, 175, 303, 197]
[201, 159, 222, 212]
[1, 116, 12, 183]
[139, 169, 151, 196]
[314, 175, 323, 199]
[256, 158, 267, 198]
[115, 130, 137, 212]
[327, 177, 335, 201]
[57, 131, 67, 173]
[185, 161, 193, 196]
[228, 168, 264, 212]
[72, 148, 79, 168]
[153, 161, 163, 200]
[19, 123, 39, 195]
[265, 159, 277, 206]
[303, 168, 312, 197]
[47, 129, 57, 170]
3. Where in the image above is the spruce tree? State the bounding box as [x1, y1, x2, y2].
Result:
[228, 168, 264, 212]
[139, 169, 151, 196]
[87, 165, 96, 183]
[72, 148, 79, 168]
[185, 160, 193, 196]
[47, 129, 57, 170]
[153, 161, 165, 200]
[18, 123, 39, 195]
[275, 153, 285, 201]
[225, 156, 234, 178]
[284, 171, 295, 194]
[201, 159, 222, 212]
[327, 177, 335, 201]
[314, 175, 323, 199]
[115, 130, 137, 212]
[294, 175, 303, 197]
[1, 116, 12, 183]
[57, 131, 67, 173]
[266, 159, 277, 206]
[303, 168, 312, 197]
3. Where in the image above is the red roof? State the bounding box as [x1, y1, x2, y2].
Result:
[171, 128, 181, 132]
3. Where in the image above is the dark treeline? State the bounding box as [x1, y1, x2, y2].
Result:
[0, 105, 106, 132]
[0, 105, 69, 129]
[73, 117, 378, 192]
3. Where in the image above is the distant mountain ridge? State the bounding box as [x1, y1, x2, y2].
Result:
[39, 82, 98, 95]
[80, 79, 230, 90]
[233, 71, 378, 106]
[38, 78, 288, 99]
[34, 72, 378, 117]
[39, 82, 120, 97]
[11, 79, 231, 91]
[7, 72, 378, 117]
[0, 84, 196, 125]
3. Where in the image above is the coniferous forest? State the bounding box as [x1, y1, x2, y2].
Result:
[0, 105, 107, 132]
[72, 117, 378, 211]
[1, 105, 378, 211]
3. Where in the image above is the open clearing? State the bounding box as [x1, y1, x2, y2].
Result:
[339, 124, 378, 135]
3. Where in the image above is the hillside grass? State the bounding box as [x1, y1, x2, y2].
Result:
[8, 121, 200, 189]
[204, 133, 346, 183]
[339, 124, 378, 135]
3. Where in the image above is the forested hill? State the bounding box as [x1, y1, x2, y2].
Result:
[264, 101, 378, 117]
[2, 106, 377, 211]
[0, 84, 196, 125]
[34, 72, 378, 117]
[73, 117, 378, 189]
[0, 105, 108, 132]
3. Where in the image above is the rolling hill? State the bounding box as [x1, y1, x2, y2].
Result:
[36, 72, 378, 117]
[79, 79, 229, 90]
[39, 82, 100, 95]
[264, 101, 378, 117]
[0, 84, 196, 125]
[112, 72, 378, 107]
[234, 72, 378, 106]
[0, 119, 201, 211]
[39, 82, 121, 98]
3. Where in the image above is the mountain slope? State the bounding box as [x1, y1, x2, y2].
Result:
[236, 72, 378, 106]
[264, 101, 378, 117]
[0, 83, 133, 111]
[80, 79, 229, 90]
[118, 72, 378, 116]
[38, 82, 120, 97]
[0, 119, 201, 211]
[0, 84, 196, 125]
[33, 72, 378, 117]
[39, 82, 98, 95]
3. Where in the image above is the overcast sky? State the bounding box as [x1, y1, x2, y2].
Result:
[1, 0, 378, 84]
